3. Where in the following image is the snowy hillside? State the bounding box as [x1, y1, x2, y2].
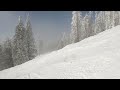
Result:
[1, 25, 120, 79]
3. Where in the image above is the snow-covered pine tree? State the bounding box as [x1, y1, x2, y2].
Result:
[104, 11, 118, 29]
[70, 11, 82, 43]
[0, 44, 5, 70]
[12, 16, 29, 66]
[81, 15, 87, 40]
[94, 11, 106, 34]
[110, 11, 115, 28]
[25, 14, 37, 60]
[3, 38, 14, 68]
[83, 13, 89, 38]
[105, 11, 111, 30]
[114, 11, 119, 26]
[87, 11, 94, 36]
[118, 11, 120, 25]
[0, 39, 13, 70]
[94, 11, 99, 34]
[100, 11, 106, 32]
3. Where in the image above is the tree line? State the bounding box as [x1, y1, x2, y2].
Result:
[57, 11, 120, 49]
[0, 11, 120, 71]
[0, 14, 37, 71]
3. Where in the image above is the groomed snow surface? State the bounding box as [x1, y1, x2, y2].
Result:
[1, 26, 120, 79]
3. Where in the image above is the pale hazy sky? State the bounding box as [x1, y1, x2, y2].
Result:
[0, 11, 88, 44]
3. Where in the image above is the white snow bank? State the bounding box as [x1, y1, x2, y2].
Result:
[1, 25, 120, 79]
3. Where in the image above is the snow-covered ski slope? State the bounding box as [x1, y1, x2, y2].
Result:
[1, 26, 120, 79]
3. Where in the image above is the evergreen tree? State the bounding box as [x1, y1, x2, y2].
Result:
[81, 16, 87, 40]
[114, 11, 119, 26]
[94, 11, 99, 34]
[85, 11, 94, 37]
[3, 38, 14, 68]
[0, 41, 13, 70]
[118, 11, 120, 25]
[94, 11, 106, 34]
[25, 14, 37, 60]
[105, 11, 111, 30]
[12, 16, 29, 66]
[0, 44, 5, 70]
[70, 11, 82, 43]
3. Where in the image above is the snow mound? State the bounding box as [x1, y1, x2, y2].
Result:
[1, 25, 120, 79]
